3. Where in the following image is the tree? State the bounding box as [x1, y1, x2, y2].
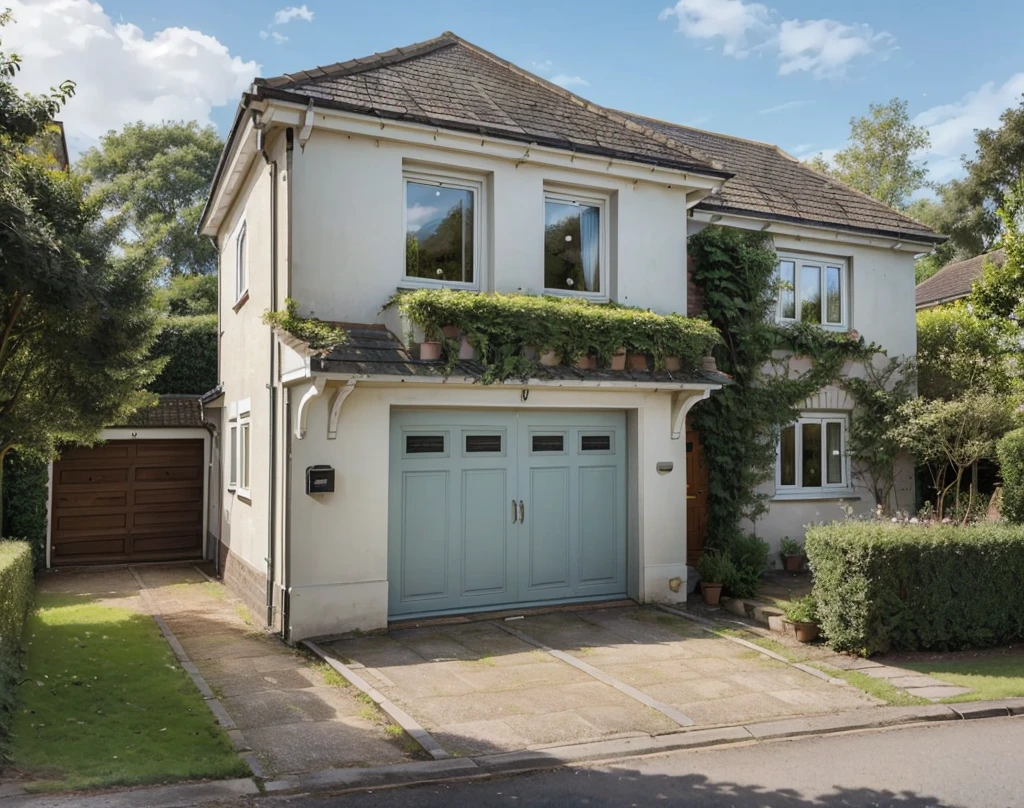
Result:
[0, 15, 161, 505]
[916, 304, 1014, 400]
[77, 121, 224, 278]
[806, 98, 930, 210]
[968, 178, 1024, 327]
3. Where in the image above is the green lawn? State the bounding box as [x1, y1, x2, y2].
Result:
[9, 593, 249, 792]
[901, 655, 1024, 703]
[811, 665, 930, 707]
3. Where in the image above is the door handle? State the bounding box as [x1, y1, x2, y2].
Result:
[512, 499, 518, 523]
[518, 500, 525, 523]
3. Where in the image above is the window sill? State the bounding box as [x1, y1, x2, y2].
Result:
[236, 491, 252, 505]
[775, 319, 848, 332]
[773, 489, 860, 503]
[397, 279, 479, 292]
[542, 288, 609, 303]
[233, 291, 250, 312]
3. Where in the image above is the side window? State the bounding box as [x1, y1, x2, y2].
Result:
[232, 398, 251, 498]
[544, 190, 608, 299]
[235, 222, 247, 303]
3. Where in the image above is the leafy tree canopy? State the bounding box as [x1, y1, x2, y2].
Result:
[806, 98, 930, 210]
[77, 120, 223, 278]
[154, 274, 218, 316]
[0, 13, 161, 466]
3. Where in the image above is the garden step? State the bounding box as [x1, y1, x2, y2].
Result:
[720, 596, 784, 629]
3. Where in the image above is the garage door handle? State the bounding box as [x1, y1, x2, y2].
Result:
[512, 499, 518, 524]
[518, 500, 525, 523]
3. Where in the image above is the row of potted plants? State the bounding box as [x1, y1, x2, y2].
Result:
[383, 288, 721, 382]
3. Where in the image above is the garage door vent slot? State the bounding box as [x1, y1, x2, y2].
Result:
[531, 434, 565, 453]
[406, 434, 445, 454]
[581, 435, 612, 452]
[465, 435, 502, 453]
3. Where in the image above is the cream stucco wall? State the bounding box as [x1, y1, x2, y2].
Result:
[287, 127, 694, 324]
[284, 380, 702, 640]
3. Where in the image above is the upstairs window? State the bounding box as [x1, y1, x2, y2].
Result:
[544, 191, 606, 297]
[235, 222, 248, 303]
[776, 255, 846, 328]
[404, 171, 480, 288]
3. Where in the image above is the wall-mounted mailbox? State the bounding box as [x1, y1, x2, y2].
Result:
[306, 465, 335, 495]
[656, 461, 674, 474]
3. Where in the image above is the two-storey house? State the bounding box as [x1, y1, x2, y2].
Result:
[197, 33, 942, 640]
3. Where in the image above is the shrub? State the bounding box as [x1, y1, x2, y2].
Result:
[263, 298, 348, 355]
[725, 533, 770, 597]
[779, 536, 804, 557]
[1, 452, 48, 569]
[784, 594, 818, 624]
[696, 549, 736, 586]
[807, 521, 1024, 655]
[149, 314, 218, 395]
[0, 541, 33, 757]
[997, 428, 1024, 524]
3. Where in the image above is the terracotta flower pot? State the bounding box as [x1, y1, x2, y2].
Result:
[702, 355, 718, 373]
[787, 620, 820, 643]
[442, 325, 460, 339]
[575, 354, 596, 370]
[610, 347, 627, 371]
[664, 356, 682, 372]
[418, 341, 442, 361]
[701, 582, 723, 606]
[539, 350, 562, 367]
[782, 554, 806, 573]
[458, 335, 476, 360]
[627, 353, 648, 371]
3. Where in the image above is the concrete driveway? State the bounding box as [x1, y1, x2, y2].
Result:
[325, 605, 875, 757]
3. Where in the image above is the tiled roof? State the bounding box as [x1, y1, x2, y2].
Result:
[624, 113, 941, 243]
[255, 33, 727, 177]
[121, 395, 208, 429]
[252, 32, 942, 246]
[310, 327, 730, 387]
[915, 249, 1005, 308]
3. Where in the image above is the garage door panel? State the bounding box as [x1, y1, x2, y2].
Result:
[524, 466, 571, 592]
[399, 470, 450, 601]
[578, 466, 619, 586]
[461, 468, 510, 596]
[51, 438, 204, 566]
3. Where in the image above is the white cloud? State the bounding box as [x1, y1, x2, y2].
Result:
[550, 74, 589, 89]
[260, 30, 289, 44]
[914, 73, 1024, 181]
[273, 5, 314, 25]
[659, 0, 770, 57]
[531, 60, 553, 72]
[778, 19, 892, 79]
[4, 0, 257, 156]
[660, 0, 893, 78]
[759, 99, 810, 115]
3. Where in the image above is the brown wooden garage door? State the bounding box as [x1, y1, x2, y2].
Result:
[50, 439, 204, 565]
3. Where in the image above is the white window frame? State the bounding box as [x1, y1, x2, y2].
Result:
[775, 413, 850, 499]
[402, 168, 483, 290]
[542, 187, 610, 301]
[776, 253, 848, 330]
[233, 398, 251, 500]
[234, 220, 248, 304]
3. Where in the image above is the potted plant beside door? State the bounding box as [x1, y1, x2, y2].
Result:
[783, 594, 820, 643]
[696, 550, 735, 607]
[779, 536, 807, 573]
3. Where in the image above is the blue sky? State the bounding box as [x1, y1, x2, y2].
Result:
[8, 0, 1024, 184]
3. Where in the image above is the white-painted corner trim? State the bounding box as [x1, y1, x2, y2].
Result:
[327, 379, 358, 440]
[295, 377, 327, 440]
[670, 388, 712, 440]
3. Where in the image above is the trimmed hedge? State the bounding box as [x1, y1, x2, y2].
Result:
[807, 521, 1024, 656]
[0, 541, 33, 757]
[149, 314, 217, 395]
[2, 452, 49, 569]
[997, 427, 1024, 524]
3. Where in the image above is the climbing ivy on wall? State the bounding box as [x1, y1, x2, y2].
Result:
[688, 227, 877, 547]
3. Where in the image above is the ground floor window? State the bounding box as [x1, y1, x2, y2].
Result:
[777, 413, 847, 493]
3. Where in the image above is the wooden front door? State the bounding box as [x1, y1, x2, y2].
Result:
[50, 439, 205, 566]
[685, 426, 710, 567]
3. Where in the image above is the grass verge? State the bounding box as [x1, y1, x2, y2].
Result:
[9, 593, 249, 792]
[900, 656, 1024, 703]
[809, 664, 929, 707]
[713, 628, 807, 663]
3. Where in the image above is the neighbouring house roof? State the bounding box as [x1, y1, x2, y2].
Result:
[253, 33, 729, 179]
[306, 327, 731, 387]
[240, 32, 943, 246]
[915, 249, 1006, 309]
[623, 113, 942, 245]
[120, 395, 208, 429]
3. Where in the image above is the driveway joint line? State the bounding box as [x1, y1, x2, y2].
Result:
[489, 619, 696, 728]
[302, 640, 454, 762]
[127, 565, 261, 777]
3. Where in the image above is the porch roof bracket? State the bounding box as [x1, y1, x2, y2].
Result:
[327, 379, 358, 439]
[295, 377, 327, 440]
[671, 388, 712, 440]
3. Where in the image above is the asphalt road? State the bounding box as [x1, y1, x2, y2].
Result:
[254, 716, 1024, 808]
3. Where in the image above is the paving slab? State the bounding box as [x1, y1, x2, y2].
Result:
[904, 685, 974, 700]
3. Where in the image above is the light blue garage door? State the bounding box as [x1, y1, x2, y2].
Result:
[388, 409, 627, 618]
